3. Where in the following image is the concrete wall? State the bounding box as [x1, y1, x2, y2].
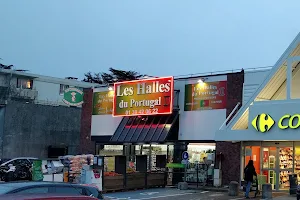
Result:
[1, 100, 81, 158]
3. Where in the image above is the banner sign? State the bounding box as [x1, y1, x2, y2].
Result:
[184, 81, 227, 111]
[93, 91, 114, 115]
[113, 77, 174, 117]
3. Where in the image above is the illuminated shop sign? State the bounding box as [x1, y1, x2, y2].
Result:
[113, 77, 174, 117]
[184, 81, 227, 111]
[251, 113, 300, 133]
[92, 91, 114, 115]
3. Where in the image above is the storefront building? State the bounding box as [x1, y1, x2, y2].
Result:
[216, 32, 300, 190]
[81, 66, 262, 188]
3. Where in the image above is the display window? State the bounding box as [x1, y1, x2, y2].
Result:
[185, 143, 215, 184]
[99, 145, 123, 156]
[295, 146, 300, 181]
[243, 143, 299, 191]
[187, 143, 215, 164]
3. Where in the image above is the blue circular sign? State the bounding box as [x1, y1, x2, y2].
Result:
[182, 151, 189, 160]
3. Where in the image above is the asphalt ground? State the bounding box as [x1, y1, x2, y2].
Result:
[104, 188, 291, 200]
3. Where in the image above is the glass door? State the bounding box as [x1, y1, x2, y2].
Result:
[261, 146, 294, 190]
[279, 147, 293, 190]
[262, 147, 277, 190]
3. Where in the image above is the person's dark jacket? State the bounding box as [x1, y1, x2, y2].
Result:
[244, 165, 257, 182]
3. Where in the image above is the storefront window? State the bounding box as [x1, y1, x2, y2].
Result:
[104, 157, 115, 172]
[243, 143, 295, 191]
[295, 145, 300, 182]
[99, 145, 123, 156]
[186, 143, 215, 183]
[150, 145, 167, 171]
[262, 147, 276, 190]
[187, 143, 215, 164]
[262, 147, 276, 169]
[135, 145, 142, 155]
[142, 145, 150, 155]
[245, 146, 260, 174]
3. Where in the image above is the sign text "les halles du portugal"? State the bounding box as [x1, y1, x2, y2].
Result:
[113, 77, 174, 117]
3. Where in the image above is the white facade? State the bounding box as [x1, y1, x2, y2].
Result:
[91, 87, 122, 137]
[175, 75, 227, 141]
[0, 68, 99, 106]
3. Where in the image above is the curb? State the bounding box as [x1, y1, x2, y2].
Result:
[188, 187, 228, 192]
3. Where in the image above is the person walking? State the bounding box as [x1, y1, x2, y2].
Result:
[244, 160, 257, 199]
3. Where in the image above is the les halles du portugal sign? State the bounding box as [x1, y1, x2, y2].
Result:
[252, 113, 300, 133]
[113, 77, 174, 117]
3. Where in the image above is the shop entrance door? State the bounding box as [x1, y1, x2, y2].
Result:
[262, 146, 293, 191]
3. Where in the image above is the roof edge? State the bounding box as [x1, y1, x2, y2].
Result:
[225, 32, 300, 130]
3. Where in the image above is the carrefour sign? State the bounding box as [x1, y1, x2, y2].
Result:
[249, 101, 300, 133]
[251, 113, 300, 133]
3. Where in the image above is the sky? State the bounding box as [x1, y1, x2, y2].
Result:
[1, 1, 300, 80]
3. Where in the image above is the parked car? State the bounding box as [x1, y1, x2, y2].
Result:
[0, 182, 103, 199]
[0, 193, 99, 200]
[0, 157, 38, 167]
[0, 157, 38, 181]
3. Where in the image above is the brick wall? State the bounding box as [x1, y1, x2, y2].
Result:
[215, 70, 244, 185]
[80, 88, 95, 154]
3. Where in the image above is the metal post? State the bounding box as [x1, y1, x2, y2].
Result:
[184, 163, 187, 182]
[287, 59, 292, 100]
[196, 163, 199, 188]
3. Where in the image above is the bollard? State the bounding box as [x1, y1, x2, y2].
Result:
[177, 182, 188, 190]
[228, 181, 239, 196]
[289, 174, 298, 195]
[262, 183, 272, 199]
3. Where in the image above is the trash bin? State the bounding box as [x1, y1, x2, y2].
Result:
[289, 174, 298, 195]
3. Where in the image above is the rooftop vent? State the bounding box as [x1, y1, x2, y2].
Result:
[65, 77, 78, 80]
[15, 69, 28, 72]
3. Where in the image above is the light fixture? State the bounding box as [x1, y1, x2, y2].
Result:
[108, 86, 113, 91]
[197, 79, 204, 84]
[197, 77, 207, 84]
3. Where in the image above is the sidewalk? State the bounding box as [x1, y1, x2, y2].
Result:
[187, 185, 293, 199]
[188, 185, 228, 192]
[273, 194, 296, 199]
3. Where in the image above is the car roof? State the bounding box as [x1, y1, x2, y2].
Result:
[0, 193, 98, 200]
[0, 181, 87, 189]
[0, 157, 38, 165]
[4, 157, 38, 160]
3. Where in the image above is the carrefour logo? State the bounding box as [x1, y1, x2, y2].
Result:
[251, 113, 300, 133]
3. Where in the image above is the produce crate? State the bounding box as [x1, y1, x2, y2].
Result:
[147, 172, 165, 187]
[103, 175, 124, 191]
[126, 172, 146, 189]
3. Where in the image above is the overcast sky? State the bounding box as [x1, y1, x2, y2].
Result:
[0, 0, 300, 79]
